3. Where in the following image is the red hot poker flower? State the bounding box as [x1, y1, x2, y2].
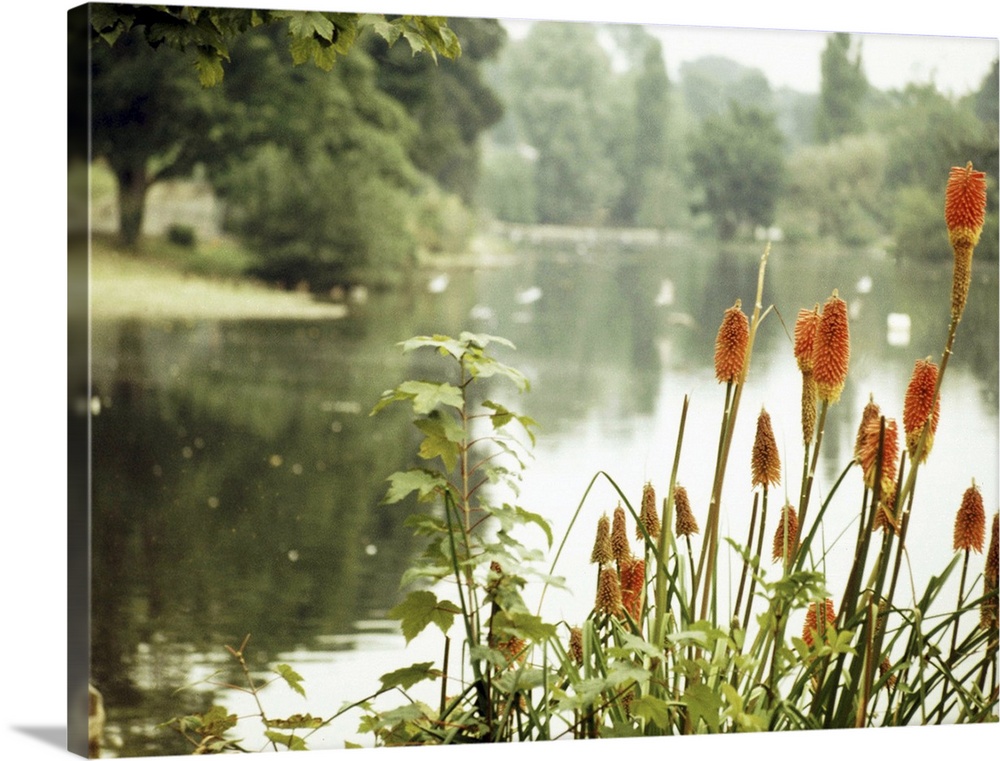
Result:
[714, 300, 749, 384]
[953, 483, 986, 553]
[803, 598, 836, 647]
[945, 162, 988, 321]
[812, 291, 850, 404]
[945, 162, 988, 249]
[903, 358, 940, 463]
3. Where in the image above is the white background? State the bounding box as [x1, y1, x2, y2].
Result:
[2, 1, 998, 759]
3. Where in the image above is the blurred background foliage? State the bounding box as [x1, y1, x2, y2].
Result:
[80, 8, 999, 287]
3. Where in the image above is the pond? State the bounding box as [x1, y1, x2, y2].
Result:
[89, 236, 998, 755]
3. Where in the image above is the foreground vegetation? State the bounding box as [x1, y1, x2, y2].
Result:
[163, 164, 996, 753]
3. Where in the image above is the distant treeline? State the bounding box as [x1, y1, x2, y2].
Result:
[479, 25, 998, 260]
[80, 10, 999, 291]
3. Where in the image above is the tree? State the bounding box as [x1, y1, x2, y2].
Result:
[493, 21, 622, 224]
[216, 30, 426, 289]
[90, 31, 228, 248]
[85, 4, 461, 250]
[816, 33, 868, 143]
[611, 32, 672, 226]
[688, 104, 786, 240]
[366, 18, 507, 204]
[781, 134, 889, 245]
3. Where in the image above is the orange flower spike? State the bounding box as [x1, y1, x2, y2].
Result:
[637, 481, 661, 542]
[714, 300, 749, 384]
[751, 408, 781, 489]
[590, 513, 613, 565]
[802, 598, 837, 647]
[854, 395, 881, 462]
[772, 504, 799, 564]
[620, 556, 646, 620]
[903, 358, 941, 462]
[945, 162, 988, 320]
[812, 291, 851, 404]
[945, 162, 988, 249]
[674, 484, 699, 537]
[794, 305, 820, 374]
[953, 483, 986, 553]
[859, 417, 899, 496]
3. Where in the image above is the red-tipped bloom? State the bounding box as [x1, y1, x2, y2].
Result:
[620, 555, 646, 621]
[903, 358, 940, 462]
[858, 416, 899, 496]
[953, 484, 986, 553]
[946, 162, 988, 320]
[802, 598, 836, 647]
[794, 305, 820, 374]
[611, 504, 630, 564]
[945, 162, 988, 249]
[714, 300, 749, 384]
[854, 395, 881, 462]
[812, 291, 850, 404]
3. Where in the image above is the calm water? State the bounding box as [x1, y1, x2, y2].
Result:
[90, 239, 998, 755]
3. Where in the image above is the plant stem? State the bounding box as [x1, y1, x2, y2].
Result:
[950, 549, 971, 660]
[742, 494, 769, 633]
[733, 491, 760, 626]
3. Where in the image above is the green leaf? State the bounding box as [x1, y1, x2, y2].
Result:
[397, 381, 464, 415]
[382, 469, 451, 504]
[194, 48, 225, 88]
[264, 714, 323, 730]
[364, 15, 402, 45]
[683, 682, 723, 733]
[387, 590, 461, 643]
[192, 705, 238, 737]
[513, 505, 553, 548]
[285, 11, 337, 41]
[274, 664, 306, 697]
[265, 730, 307, 751]
[610, 631, 663, 660]
[378, 661, 441, 690]
[413, 412, 464, 471]
[399, 334, 467, 360]
[631, 694, 675, 730]
[494, 667, 547, 694]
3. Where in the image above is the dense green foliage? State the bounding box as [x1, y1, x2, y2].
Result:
[688, 104, 786, 240]
[88, 4, 460, 87]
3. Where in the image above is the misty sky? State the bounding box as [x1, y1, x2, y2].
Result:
[503, 18, 998, 97]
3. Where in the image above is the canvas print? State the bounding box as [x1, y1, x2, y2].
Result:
[67, 3, 1000, 757]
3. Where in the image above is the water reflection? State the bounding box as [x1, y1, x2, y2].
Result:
[90, 241, 998, 754]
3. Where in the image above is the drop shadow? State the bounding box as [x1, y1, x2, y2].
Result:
[11, 726, 66, 750]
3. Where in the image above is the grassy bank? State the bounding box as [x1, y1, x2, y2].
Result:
[88, 236, 349, 321]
